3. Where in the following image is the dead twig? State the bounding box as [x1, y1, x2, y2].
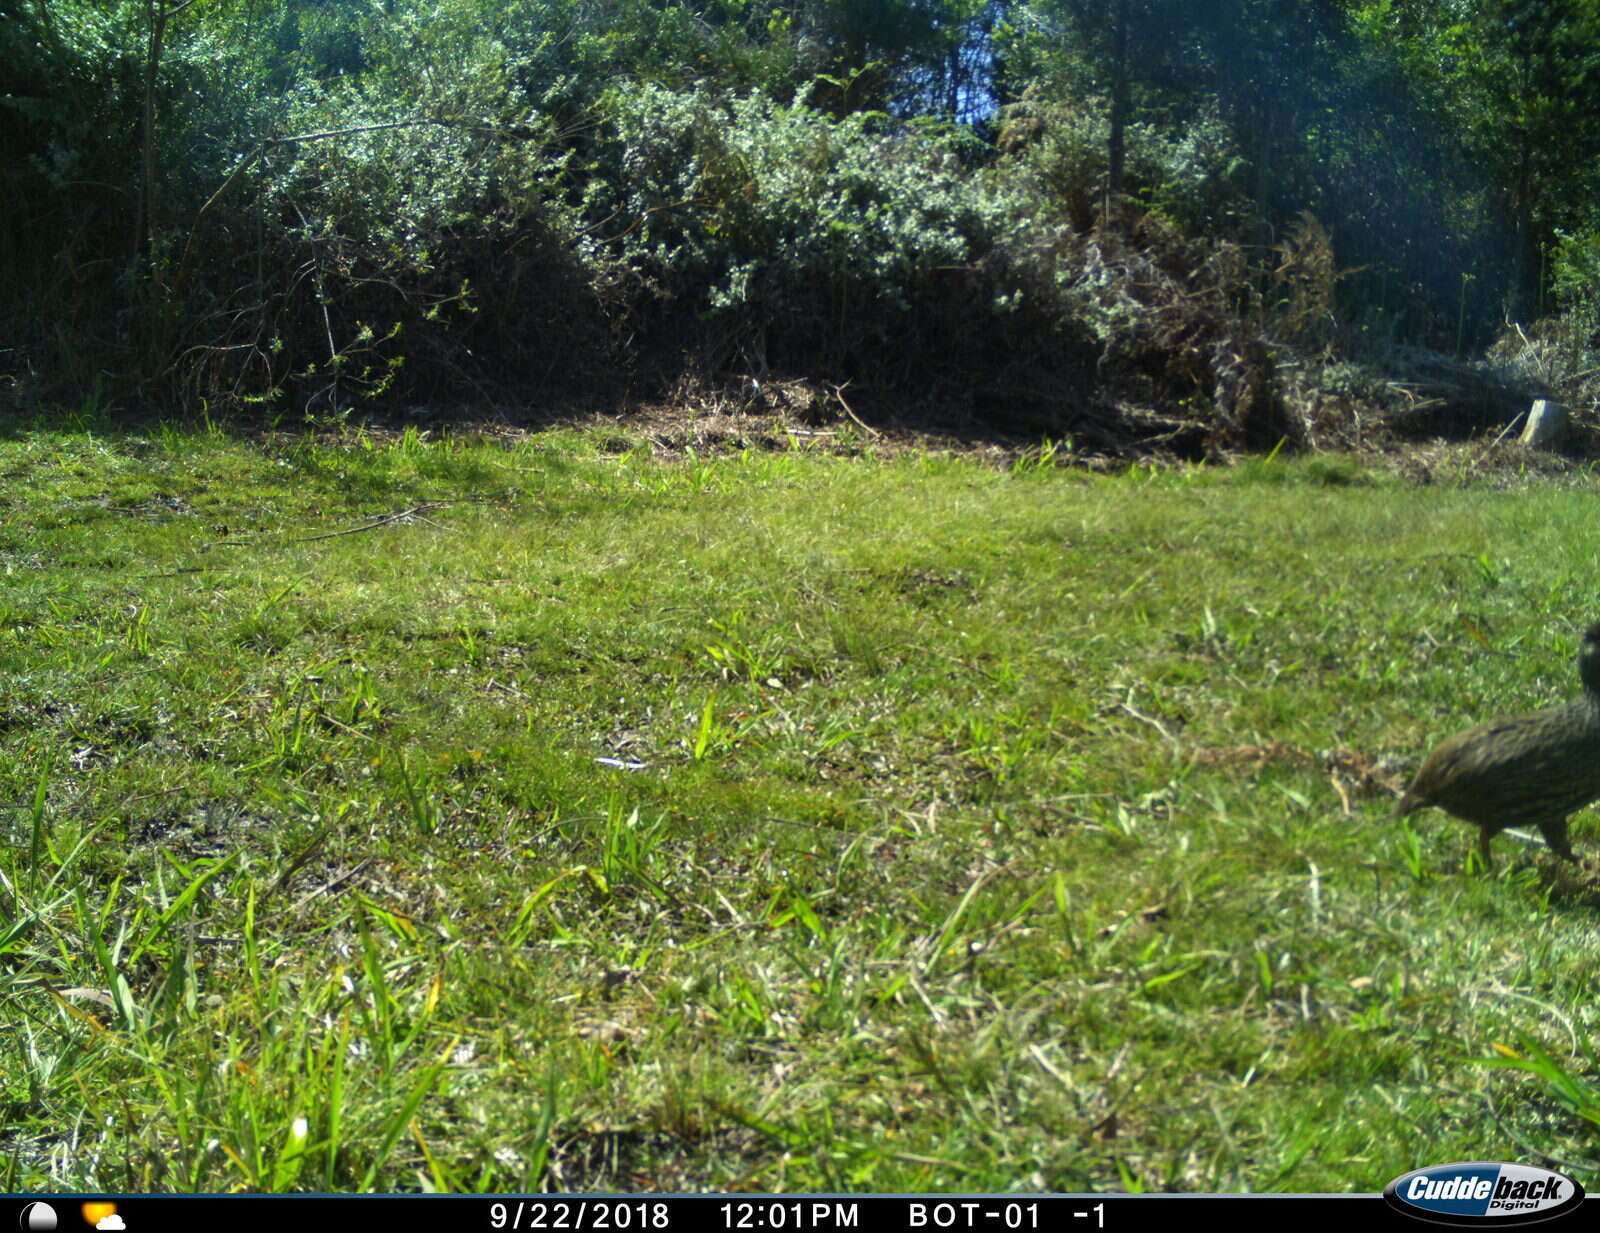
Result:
[288, 858, 376, 913]
[830, 382, 880, 438]
[1119, 694, 1181, 750]
[1486, 410, 1527, 450]
[220, 503, 449, 547]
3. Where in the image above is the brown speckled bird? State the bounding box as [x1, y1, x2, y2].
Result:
[1398, 621, 1600, 866]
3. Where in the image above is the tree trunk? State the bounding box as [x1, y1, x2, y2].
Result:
[1106, 0, 1128, 228]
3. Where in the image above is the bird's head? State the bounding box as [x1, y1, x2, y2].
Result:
[1580, 621, 1600, 694]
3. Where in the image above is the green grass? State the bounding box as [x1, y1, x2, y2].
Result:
[1, 416, 1599, 1192]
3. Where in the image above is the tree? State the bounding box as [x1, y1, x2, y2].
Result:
[1353, 0, 1600, 318]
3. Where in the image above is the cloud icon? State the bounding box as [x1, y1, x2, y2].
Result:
[95, 1219, 125, 1231]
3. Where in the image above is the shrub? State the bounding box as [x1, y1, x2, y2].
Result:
[998, 93, 1250, 236]
[589, 82, 1059, 385]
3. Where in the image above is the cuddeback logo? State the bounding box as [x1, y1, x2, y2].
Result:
[1384, 1162, 1585, 1226]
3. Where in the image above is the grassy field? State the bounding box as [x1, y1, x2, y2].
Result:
[1, 414, 1598, 1193]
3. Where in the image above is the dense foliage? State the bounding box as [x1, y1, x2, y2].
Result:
[5, 0, 1600, 435]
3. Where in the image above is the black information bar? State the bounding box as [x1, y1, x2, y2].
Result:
[7, 1194, 1594, 1233]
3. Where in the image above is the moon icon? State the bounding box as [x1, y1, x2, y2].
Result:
[19, 1203, 57, 1232]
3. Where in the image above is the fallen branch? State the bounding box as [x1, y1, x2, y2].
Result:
[830, 382, 881, 438]
[288, 504, 445, 542]
[210, 503, 449, 550]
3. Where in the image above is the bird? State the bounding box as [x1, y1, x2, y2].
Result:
[1398, 621, 1600, 867]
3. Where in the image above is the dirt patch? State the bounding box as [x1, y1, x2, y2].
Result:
[1190, 741, 1408, 814]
